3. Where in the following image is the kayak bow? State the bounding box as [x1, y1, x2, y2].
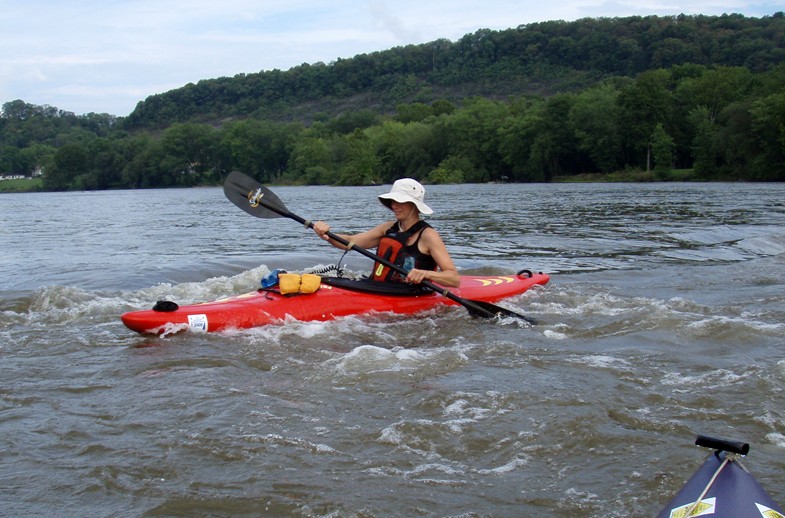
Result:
[657, 435, 783, 518]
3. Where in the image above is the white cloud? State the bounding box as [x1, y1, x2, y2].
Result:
[0, 0, 780, 115]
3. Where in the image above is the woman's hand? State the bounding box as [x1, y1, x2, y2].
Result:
[406, 268, 429, 284]
[313, 221, 331, 241]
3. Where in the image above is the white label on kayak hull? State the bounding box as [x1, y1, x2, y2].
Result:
[188, 314, 208, 332]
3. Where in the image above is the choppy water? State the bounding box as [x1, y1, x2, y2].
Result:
[1, 182, 784, 517]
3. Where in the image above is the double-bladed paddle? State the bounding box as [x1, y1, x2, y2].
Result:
[223, 171, 536, 324]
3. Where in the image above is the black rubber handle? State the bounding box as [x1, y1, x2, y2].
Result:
[695, 435, 750, 455]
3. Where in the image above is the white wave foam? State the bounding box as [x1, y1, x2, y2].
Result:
[687, 315, 785, 338]
[543, 328, 569, 340]
[331, 345, 431, 375]
[378, 419, 439, 448]
[661, 368, 748, 388]
[573, 354, 632, 370]
[766, 432, 785, 448]
[442, 392, 505, 421]
[365, 461, 467, 485]
[11, 285, 138, 329]
[535, 289, 671, 320]
[475, 455, 530, 474]
[130, 264, 271, 309]
[238, 433, 338, 454]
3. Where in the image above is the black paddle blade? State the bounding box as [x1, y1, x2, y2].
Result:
[224, 171, 289, 219]
[462, 299, 538, 325]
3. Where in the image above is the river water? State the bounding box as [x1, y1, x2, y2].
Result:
[1, 182, 783, 517]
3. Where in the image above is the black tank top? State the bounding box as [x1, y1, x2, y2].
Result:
[371, 221, 438, 282]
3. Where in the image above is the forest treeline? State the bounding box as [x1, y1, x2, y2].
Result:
[1, 12, 784, 190]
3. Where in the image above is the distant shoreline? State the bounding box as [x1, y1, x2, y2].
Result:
[0, 169, 755, 194]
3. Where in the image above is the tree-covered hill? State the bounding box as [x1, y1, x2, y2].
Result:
[124, 12, 785, 129]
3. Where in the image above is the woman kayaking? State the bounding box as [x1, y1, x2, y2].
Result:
[313, 178, 461, 288]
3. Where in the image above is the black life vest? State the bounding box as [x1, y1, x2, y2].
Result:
[371, 221, 438, 282]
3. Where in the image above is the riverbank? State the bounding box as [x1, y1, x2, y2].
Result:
[2, 169, 751, 193]
[0, 177, 42, 192]
[553, 168, 699, 182]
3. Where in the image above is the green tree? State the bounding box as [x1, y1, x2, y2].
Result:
[430, 100, 456, 117]
[286, 130, 337, 184]
[498, 98, 544, 182]
[428, 155, 468, 183]
[44, 142, 89, 190]
[120, 133, 164, 188]
[569, 84, 624, 172]
[325, 109, 380, 134]
[510, 94, 579, 181]
[651, 123, 674, 177]
[367, 120, 435, 182]
[618, 69, 673, 169]
[749, 92, 785, 180]
[675, 66, 754, 122]
[716, 101, 755, 179]
[338, 129, 379, 185]
[688, 107, 721, 178]
[86, 138, 125, 189]
[160, 123, 219, 186]
[396, 102, 433, 123]
[0, 145, 31, 174]
[437, 97, 509, 182]
[222, 119, 301, 183]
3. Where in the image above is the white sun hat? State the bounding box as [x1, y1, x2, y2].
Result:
[378, 178, 433, 215]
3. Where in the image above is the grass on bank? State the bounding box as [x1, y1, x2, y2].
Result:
[553, 168, 699, 182]
[0, 178, 43, 193]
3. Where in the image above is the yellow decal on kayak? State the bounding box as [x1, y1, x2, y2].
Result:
[757, 504, 785, 518]
[478, 276, 516, 287]
[198, 291, 258, 305]
[197, 287, 334, 307]
[668, 497, 714, 518]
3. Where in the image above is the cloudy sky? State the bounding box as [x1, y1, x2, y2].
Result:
[1, 0, 780, 116]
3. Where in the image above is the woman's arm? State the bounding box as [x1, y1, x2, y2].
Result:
[407, 228, 461, 287]
[313, 221, 388, 251]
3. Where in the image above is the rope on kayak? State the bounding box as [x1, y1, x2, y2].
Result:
[305, 263, 347, 277]
[684, 452, 742, 516]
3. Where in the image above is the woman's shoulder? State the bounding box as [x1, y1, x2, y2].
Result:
[420, 224, 445, 242]
[369, 221, 395, 234]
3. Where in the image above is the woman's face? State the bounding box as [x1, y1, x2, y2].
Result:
[389, 200, 417, 220]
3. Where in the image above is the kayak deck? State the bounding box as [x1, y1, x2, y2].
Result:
[657, 435, 783, 518]
[121, 271, 549, 335]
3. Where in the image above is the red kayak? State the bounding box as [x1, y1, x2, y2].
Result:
[121, 270, 549, 335]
